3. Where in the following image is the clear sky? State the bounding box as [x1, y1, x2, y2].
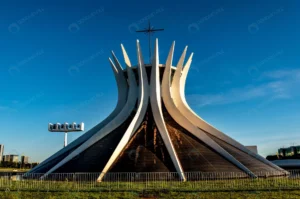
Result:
[0, 0, 299, 162]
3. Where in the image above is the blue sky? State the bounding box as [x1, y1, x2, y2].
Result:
[0, 0, 300, 162]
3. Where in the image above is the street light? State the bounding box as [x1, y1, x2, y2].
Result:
[48, 122, 84, 147]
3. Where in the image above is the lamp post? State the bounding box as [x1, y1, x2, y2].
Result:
[48, 122, 84, 147]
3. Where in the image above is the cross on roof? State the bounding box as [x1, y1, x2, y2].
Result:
[135, 21, 164, 63]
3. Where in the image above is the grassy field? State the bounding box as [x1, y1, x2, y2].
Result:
[0, 168, 29, 172]
[1, 190, 300, 199]
[1, 175, 300, 198]
[1, 177, 300, 192]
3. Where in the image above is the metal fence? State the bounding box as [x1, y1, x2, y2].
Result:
[0, 170, 300, 192]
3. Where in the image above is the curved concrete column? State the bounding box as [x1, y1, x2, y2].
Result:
[97, 41, 150, 181]
[149, 39, 185, 181]
[174, 52, 287, 174]
[29, 53, 128, 174]
[121, 44, 132, 69]
[161, 42, 256, 177]
[42, 50, 138, 176]
[131, 40, 150, 134]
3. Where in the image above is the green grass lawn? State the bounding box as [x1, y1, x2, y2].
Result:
[1, 190, 300, 199]
[0, 168, 29, 172]
[1, 178, 300, 192]
[1, 176, 300, 198]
